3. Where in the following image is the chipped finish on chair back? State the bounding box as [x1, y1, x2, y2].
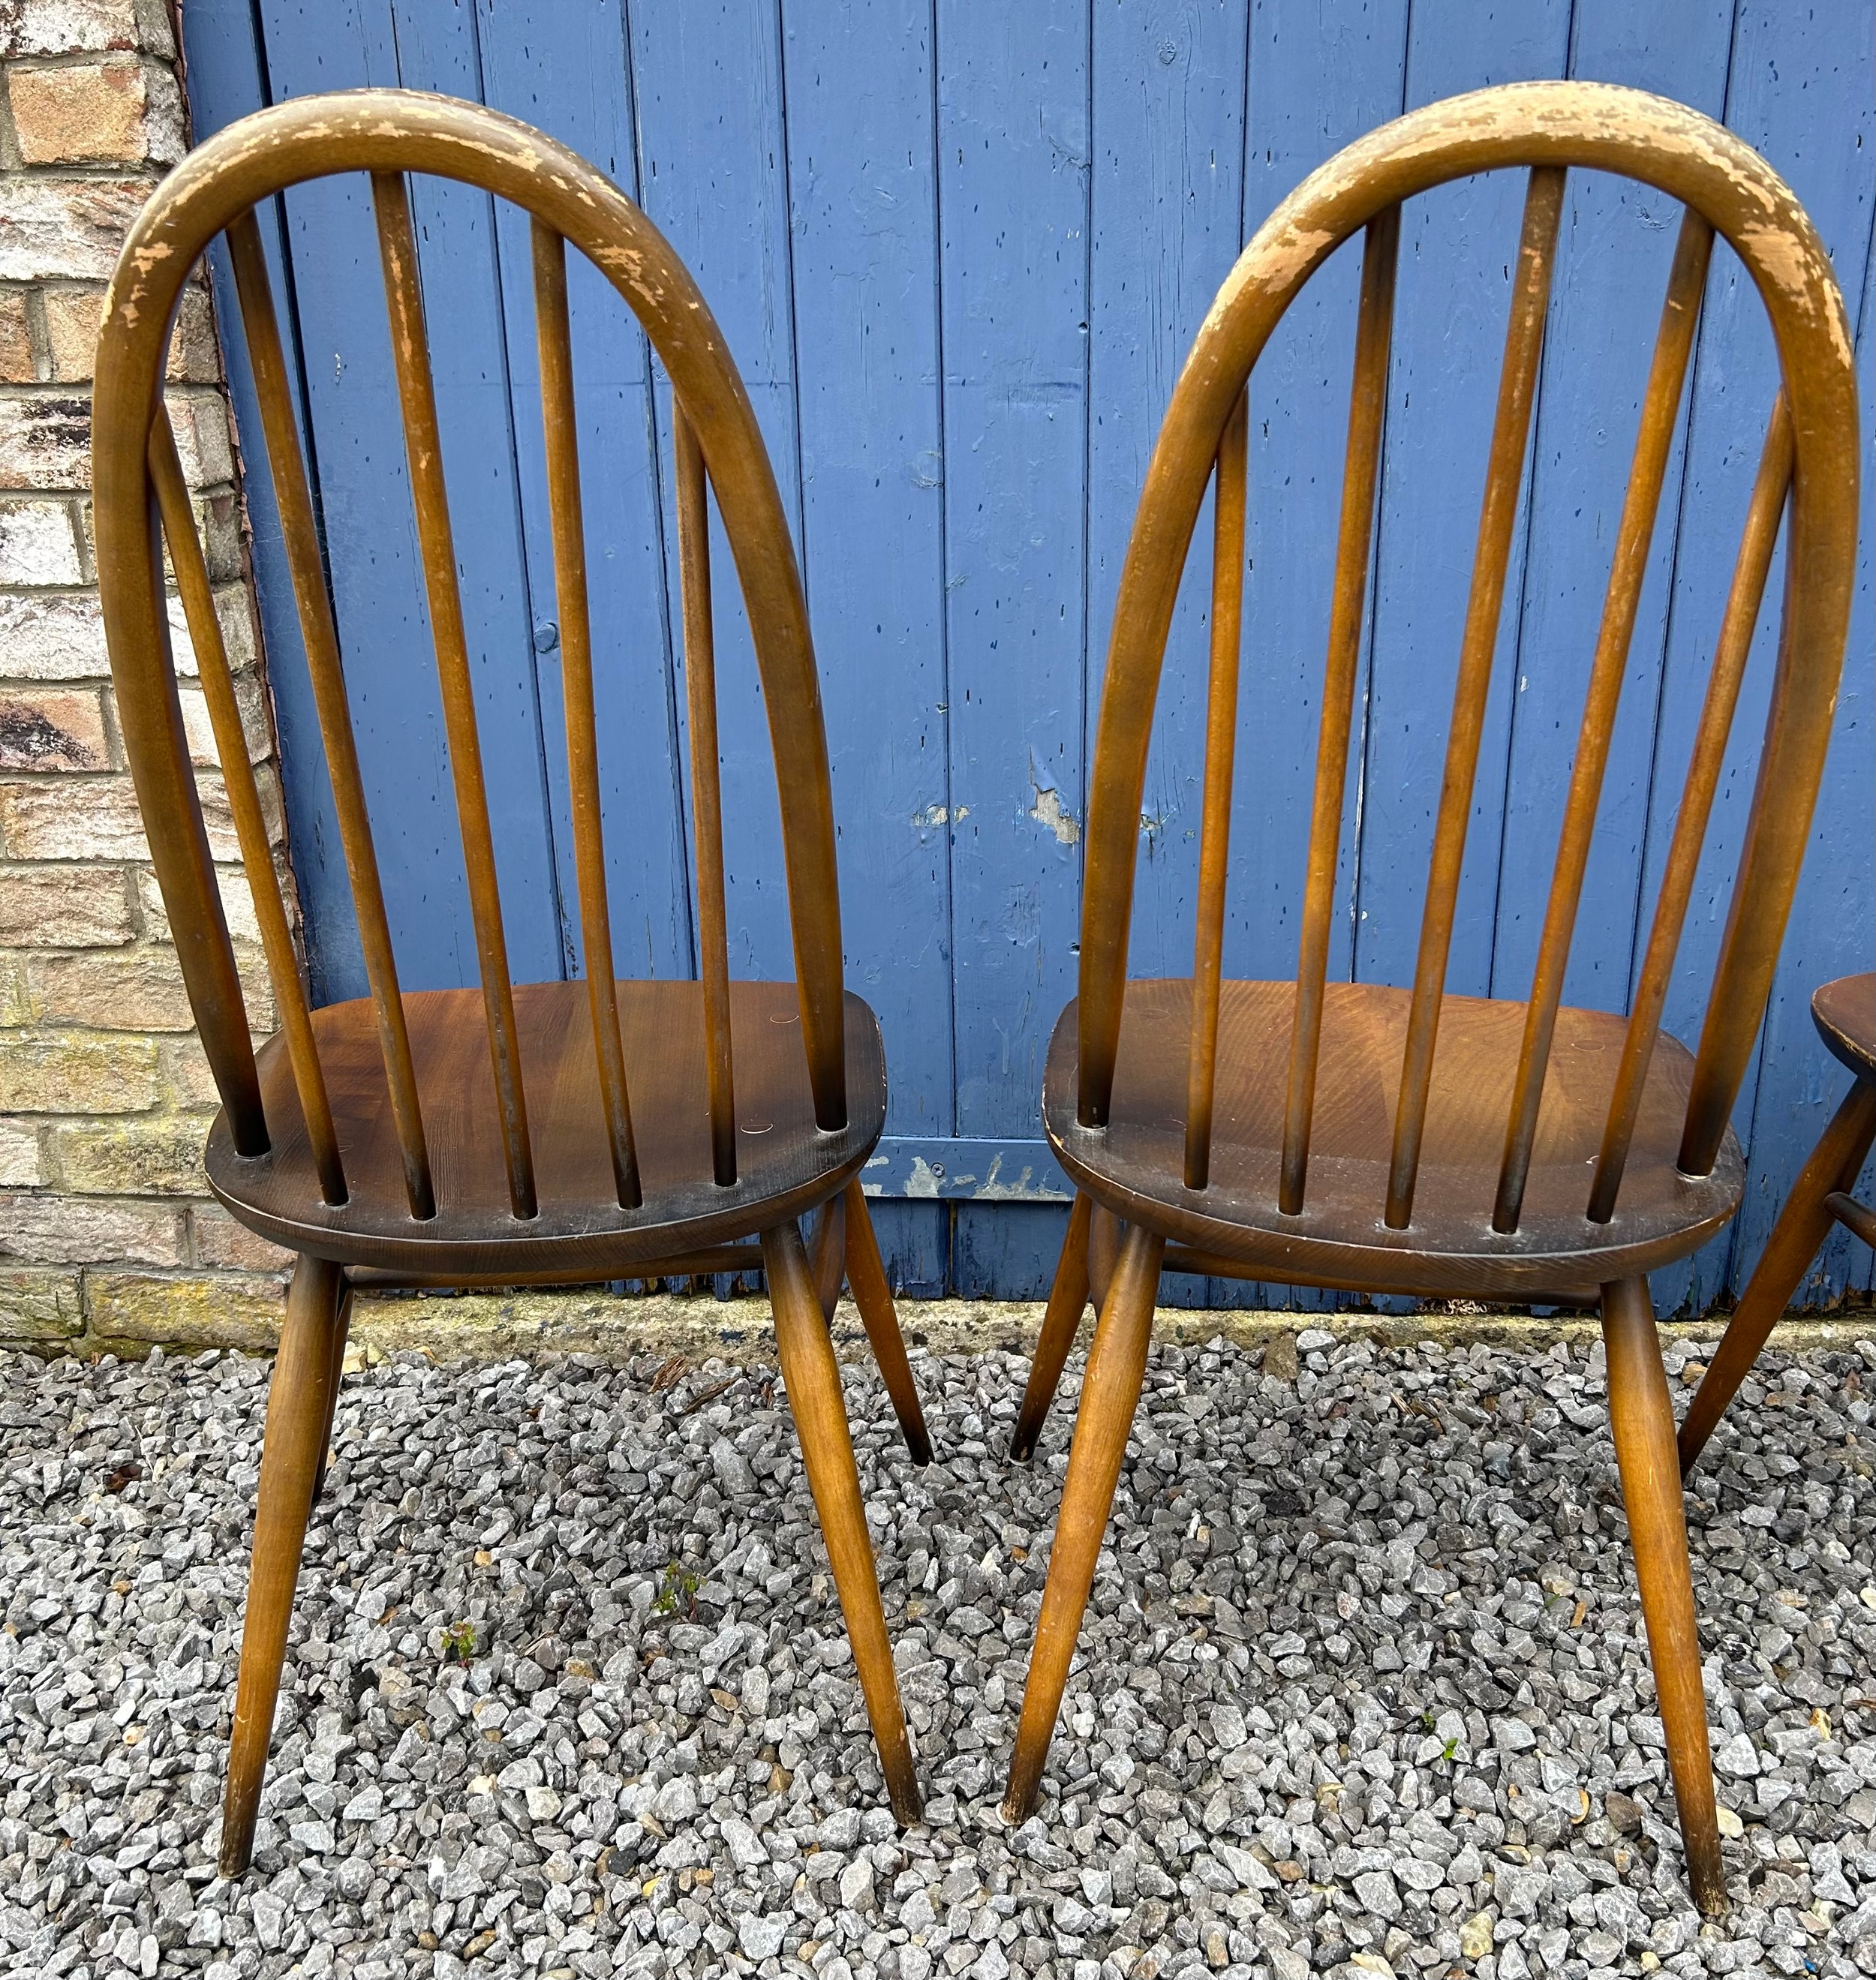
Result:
[1075, 81, 1859, 1235]
[94, 89, 849, 1229]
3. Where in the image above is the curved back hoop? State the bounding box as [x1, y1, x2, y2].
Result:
[95, 91, 848, 1221]
[1075, 82, 1859, 1230]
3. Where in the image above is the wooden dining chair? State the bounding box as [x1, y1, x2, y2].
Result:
[1000, 83, 1857, 1915]
[93, 90, 933, 1875]
[1678, 975, 1876, 1472]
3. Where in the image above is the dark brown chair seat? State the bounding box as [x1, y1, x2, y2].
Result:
[209, 981, 886, 1278]
[1043, 979, 1741, 1299]
[1812, 972, 1876, 1077]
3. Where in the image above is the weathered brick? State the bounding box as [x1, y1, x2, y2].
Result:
[0, 1265, 83, 1339]
[0, 862, 131, 945]
[40, 287, 101, 383]
[0, 290, 34, 383]
[0, 388, 92, 491]
[0, 587, 195, 679]
[174, 670, 271, 770]
[27, 948, 198, 1030]
[0, 684, 107, 769]
[46, 284, 218, 387]
[87, 1270, 282, 1350]
[51, 1113, 210, 1193]
[0, 0, 141, 59]
[0, 956, 37, 1023]
[0, 177, 153, 284]
[0, 1188, 181, 1264]
[9, 56, 181, 167]
[158, 1032, 218, 1108]
[191, 1203, 292, 1272]
[0, 1116, 40, 1185]
[0, 1027, 160, 1110]
[163, 390, 234, 488]
[0, 498, 81, 584]
[138, 859, 265, 946]
[0, 772, 242, 861]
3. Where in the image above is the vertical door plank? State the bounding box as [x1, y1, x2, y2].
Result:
[628, 0, 803, 991]
[254, 0, 563, 995]
[780, 0, 952, 1293]
[936, 0, 1091, 1179]
[178, 0, 359, 1004]
[1640, 1, 1874, 1311]
[1082, 0, 1246, 1308]
[475, 0, 695, 989]
[1490, 5, 1732, 1031]
[1212, 0, 1410, 1311]
[1352, 0, 1571, 1002]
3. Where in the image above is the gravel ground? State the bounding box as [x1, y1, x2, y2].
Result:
[4, 1325, 1876, 1980]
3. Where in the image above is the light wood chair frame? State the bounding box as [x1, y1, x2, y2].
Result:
[94, 90, 932, 1873]
[1002, 83, 1858, 1918]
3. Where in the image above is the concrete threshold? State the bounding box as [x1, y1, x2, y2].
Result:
[340, 1285, 1876, 1369]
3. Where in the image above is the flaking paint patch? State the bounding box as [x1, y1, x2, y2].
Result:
[1027, 772, 1081, 846]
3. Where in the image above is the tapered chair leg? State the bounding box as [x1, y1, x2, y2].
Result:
[813, 1187, 847, 1324]
[1012, 1192, 1093, 1461]
[1087, 1202, 1123, 1317]
[1602, 1277, 1727, 1915]
[840, 1179, 933, 1465]
[1003, 1224, 1165, 1823]
[1679, 1078, 1876, 1474]
[762, 1220, 922, 1824]
[310, 1282, 353, 1506]
[221, 1253, 345, 1877]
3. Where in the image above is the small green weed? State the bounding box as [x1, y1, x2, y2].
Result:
[440, 1620, 479, 1666]
[653, 1561, 703, 1620]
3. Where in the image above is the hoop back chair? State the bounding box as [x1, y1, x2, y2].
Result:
[1001, 83, 1858, 1914]
[94, 90, 932, 1873]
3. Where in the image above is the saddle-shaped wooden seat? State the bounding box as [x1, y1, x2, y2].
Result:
[1044, 979, 1740, 1301]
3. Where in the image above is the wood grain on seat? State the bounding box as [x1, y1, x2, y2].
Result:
[1044, 980, 1741, 1297]
[208, 981, 885, 1277]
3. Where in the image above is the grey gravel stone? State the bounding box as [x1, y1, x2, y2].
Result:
[2, 1330, 1871, 1978]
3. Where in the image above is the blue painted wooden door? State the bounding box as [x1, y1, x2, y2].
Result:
[181, 0, 1872, 1308]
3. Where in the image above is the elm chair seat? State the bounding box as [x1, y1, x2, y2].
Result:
[210, 980, 887, 1276]
[1042, 979, 1742, 1301]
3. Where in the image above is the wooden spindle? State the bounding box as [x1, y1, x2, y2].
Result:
[1183, 388, 1249, 1191]
[1280, 206, 1399, 1215]
[1588, 397, 1793, 1222]
[149, 407, 346, 1205]
[372, 173, 535, 1221]
[674, 401, 737, 1188]
[531, 220, 641, 1209]
[227, 211, 434, 1220]
[1493, 209, 1713, 1233]
[1385, 166, 1565, 1230]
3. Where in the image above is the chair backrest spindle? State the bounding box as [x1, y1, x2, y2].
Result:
[674, 403, 739, 1188]
[530, 218, 642, 1210]
[1279, 205, 1400, 1216]
[1183, 387, 1249, 1191]
[226, 209, 435, 1221]
[1493, 206, 1713, 1232]
[1588, 396, 1793, 1220]
[372, 170, 536, 1221]
[1384, 164, 1565, 1231]
[148, 406, 347, 1205]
